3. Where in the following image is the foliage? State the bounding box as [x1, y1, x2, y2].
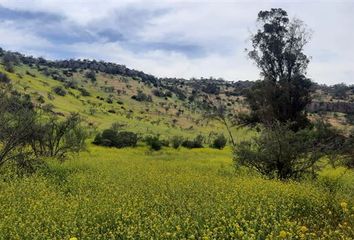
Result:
[2, 52, 19, 73]
[211, 134, 227, 149]
[246, 8, 313, 131]
[182, 135, 204, 149]
[0, 72, 11, 84]
[29, 113, 88, 160]
[78, 87, 90, 96]
[171, 136, 184, 149]
[93, 128, 137, 148]
[234, 121, 343, 180]
[52, 86, 67, 96]
[0, 89, 36, 167]
[145, 135, 163, 151]
[132, 90, 152, 102]
[0, 147, 352, 239]
[202, 83, 220, 94]
[85, 70, 96, 82]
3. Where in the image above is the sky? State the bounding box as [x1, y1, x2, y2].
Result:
[0, 0, 353, 85]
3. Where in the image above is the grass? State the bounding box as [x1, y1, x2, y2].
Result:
[1, 64, 246, 139]
[1, 62, 353, 239]
[0, 145, 353, 239]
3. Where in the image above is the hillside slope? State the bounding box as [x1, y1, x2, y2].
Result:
[0, 49, 251, 140]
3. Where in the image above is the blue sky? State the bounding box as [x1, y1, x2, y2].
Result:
[0, 0, 353, 85]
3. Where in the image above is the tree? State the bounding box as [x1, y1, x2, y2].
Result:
[85, 70, 96, 82]
[0, 89, 36, 167]
[2, 52, 19, 73]
[246, 8, 313, 131]
[234, 121, 343, 180]
[29, 113, 88, 160]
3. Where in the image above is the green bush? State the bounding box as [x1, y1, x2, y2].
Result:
[29, 113, 88, 160]
[234, 122, 342, 180]
[145, 136, 163, 151]
[52, 86, 67, 96]
[78, 87, 90, 96]
[182, 135, 204, 149]
[93, 129, 137, 148]
[0, 72, 11, 84]
[211, 134, 227, 149]
[171, 136, 183, 149]
[117, 131, 138, 148]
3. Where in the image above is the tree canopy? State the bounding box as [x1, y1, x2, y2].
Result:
[246, 8, 313, 130]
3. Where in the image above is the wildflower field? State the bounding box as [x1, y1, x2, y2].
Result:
[0, 146, 353, 239]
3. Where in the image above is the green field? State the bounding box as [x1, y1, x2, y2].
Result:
[0, 145, 353, 239]
[0, 58, 354, 240]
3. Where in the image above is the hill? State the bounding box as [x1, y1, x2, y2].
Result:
[0, 48, 255, 140]
[1, 48, 353, 136]
[0, 49, 354, 239]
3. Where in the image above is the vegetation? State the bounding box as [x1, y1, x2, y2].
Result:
[171, 136, 184, 149]
[0, 7, 353, 239]
[181, 135, 204, 149]
[0, 86, 88, 170]
[0, 147, 352, 239]
[132, 90, 152, 102]
[29, 113, 88, 160]
[93, 128, 138, 148]
[211, 134, 227, 150]
[245, 8, 313, 131]
[53, 86, 67, 96]
[234, 122, 342, 180]
[0, 88, 36, 167]
[145, 135, 163, 151]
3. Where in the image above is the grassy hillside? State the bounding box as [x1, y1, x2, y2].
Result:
[0, 146, 353, 239]
[1, 50, 354, 239]
[0, 61, 248, 141]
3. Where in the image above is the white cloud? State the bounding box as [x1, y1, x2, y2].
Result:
[0, 0, 352, 84]
[0, 21, 52, 51]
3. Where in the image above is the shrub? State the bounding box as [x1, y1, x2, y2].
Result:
[29, 113, 88, 160]
[182, 135, 204, 149]
[0, 90, 36, 167]
[93, 129, 137, 148]
[117, 131, 138, 148]
[52, 86, 67, 96]
[85, 70, 96, 82]
[64, 80, 78, 89]
[132, 90, 152, 102]
[171, 136, 183, 149]
[0, 72, 11, 84]
[94, 129, 117, 147]
[181, 139, 195, 149]
[211, 134, 227, 149]
[145, 136, 163, 151]
[193, 135, 204, 148]
[234, 122, 343, 180]
[78, 87, 90, 96]
[37, 95, 45, 104]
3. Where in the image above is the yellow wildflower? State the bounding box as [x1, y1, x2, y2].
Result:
[300, 226, 308, 233]
[340, 201, 348, 212]
[279, 230, 287, 238]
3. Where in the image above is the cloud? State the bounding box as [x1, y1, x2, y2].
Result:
[0, 0, 352, 84]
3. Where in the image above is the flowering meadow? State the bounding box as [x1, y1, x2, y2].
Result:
[0, 146, 353, 239]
